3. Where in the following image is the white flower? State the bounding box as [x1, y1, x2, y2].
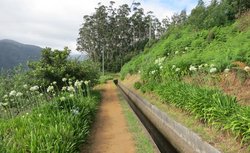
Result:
[71, 109, 79, 115]
[0, 102, 8, 106]
[84, 80, 90, 85]
[23, 84, 28, 89]
[62, 78, 67, 82]
[47, 86, 54, 93]
[52, 81, 57, 85]
[67, 86, 75, 92]
[9, 90, 17, 96]
[62, 86, 67, 91]
[60, 97, 66, 101]
[74, 80, 82, 88]
[30, 86, 39, 91]
[189, 65, 197, 71]
[175, 68, 180, 72]
[151, 70, 156, 75]
[209, 67, 217, 73]
[3, 95, 8, 99]
[16, 92, 23, 97]
[198, 65, 203, 69]
[244, 66, 250, 72]
[210, 64, 215, 68]
[69, 94, 74, 98]
[224, 68, 230, 73]
[154, 57, 166, 65]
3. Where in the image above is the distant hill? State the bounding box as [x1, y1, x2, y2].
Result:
[0, 39, 42, 69]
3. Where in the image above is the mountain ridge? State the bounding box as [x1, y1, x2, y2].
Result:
[0, 39, 42, 69]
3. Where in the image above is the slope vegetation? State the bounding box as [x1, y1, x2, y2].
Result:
[121, 13, 250, 151]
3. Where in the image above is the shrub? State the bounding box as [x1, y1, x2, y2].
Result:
[133, 81, 142, 90]
[28, 47, 100, 88]
[99, 75, 113, 84]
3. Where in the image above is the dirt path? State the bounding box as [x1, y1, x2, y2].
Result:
[81, 81, 136, 153]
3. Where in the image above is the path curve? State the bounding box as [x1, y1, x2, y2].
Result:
[81, 81, 135, 153]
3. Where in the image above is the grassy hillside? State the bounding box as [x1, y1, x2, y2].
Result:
[121, 12, 250, 151]
[121, 16, 250, 78]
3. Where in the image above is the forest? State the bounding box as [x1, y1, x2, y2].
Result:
[77, 0, 250, 72]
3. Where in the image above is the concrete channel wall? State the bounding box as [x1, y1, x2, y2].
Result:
[117, 82, 221, 153]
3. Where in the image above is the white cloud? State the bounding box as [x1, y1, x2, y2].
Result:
[0, 0, 197, 52]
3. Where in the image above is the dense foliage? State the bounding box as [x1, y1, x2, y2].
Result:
[121, 1, 250, 149]
[154, 81, 250, 143]
[0, 79, 100, 152]
[77, 2, 168, 72]
[0, 46, 101, 152]
[77, 0, 249, 72]
[28, 47, 100, 88]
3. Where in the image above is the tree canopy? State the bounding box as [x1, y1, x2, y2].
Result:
[77, 0, 249, 72]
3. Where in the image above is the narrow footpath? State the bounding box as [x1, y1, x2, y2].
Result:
[81, 81, 136, 153]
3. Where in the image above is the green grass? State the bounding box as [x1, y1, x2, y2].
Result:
[153, 81, 250, 144]
[0, 79, 100, 153]
[121, 22, 250, 80]
[120, 15, 250, 149]
[128, 85, 250, 153]
[118, 92, 156, 153]
[98, 75, 114, 84]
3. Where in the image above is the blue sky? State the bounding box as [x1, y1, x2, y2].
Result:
[0, 0, 209, 53]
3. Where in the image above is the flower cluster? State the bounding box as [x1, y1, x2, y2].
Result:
[16, 92, 23, 97]
[154, 57, 166, 66]
[60, 97, 66, 101]
[47, 85, 54, 93]
[9, 90, 17, 97]
[175, 68, 181, 72]
[244, 66, 250, 72]
[150, 70, 157, 75]
[74, 80, 83, 88]
[224, 68, 230, 73]
[8, 90, 23, 97]
[209, 67, 217, 73]
[62, 78, 67, 82]
[67, 86, 75, 92]
[189, 65, 197, 71]
[30, 86, 39, 92]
